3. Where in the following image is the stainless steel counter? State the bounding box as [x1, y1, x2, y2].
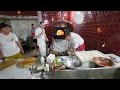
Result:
[0, 64, 33, 79]
[43, 68, 119, 79]
[0, 53, 120, 79]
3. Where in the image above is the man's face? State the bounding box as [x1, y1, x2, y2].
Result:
[40, 23, 46, 29]
[65, 34, 71, 41]
[1, 26, 11, 34]
[31, 24, 35, 29]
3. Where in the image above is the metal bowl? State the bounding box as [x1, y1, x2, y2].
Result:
[64, 56, 82, 69]
[72, 56, 82, 67]
[64, 57, 76, 69]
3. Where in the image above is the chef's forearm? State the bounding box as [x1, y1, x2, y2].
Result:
[72, 48, 76, 53]
[0, 51, 4, 58]
[15, 41, 24, 51]
[44, 33, 47, 38]
[35, 33, 42, 38]
[46, 36, 48, 39]
[70, 47, 76, 55]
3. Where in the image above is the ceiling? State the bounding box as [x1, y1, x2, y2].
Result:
[42, 11, 59, 14]
[0, 11, 59, 16]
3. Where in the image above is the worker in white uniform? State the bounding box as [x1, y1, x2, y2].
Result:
[0, 23, 24, 59]
[65, 31, 85, 55]
[35, 21, 49, 56]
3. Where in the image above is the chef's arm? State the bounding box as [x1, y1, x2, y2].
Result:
[43, 30, 48, 41]
[0, 50, 4, 58]
[70, 47, 76, 56]
[35, 31, 44, 38]
[15, 41, 24, 55]
[0, 44, 3, 58]
[69, 43, 77, 55]
[44, 33, 49, 41]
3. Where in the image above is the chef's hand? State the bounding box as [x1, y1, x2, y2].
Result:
[41, 31, 44, 34]
[0, 55, 5, 60]
[71, 51, 75, 56]
[68, 49, 75, 56]
[45, 38, 49, 42]
[21, 49, 24, 55]
[38, 31, 44, 36]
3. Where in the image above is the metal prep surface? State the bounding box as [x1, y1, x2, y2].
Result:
[0, 53, 120, 79]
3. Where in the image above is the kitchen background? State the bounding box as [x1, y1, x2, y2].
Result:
[0, 11, 120, 56]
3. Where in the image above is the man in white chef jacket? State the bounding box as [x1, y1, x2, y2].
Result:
[35, 21, 49, 56]
[0, 23, 24, 59]
[65, 31, 85, 55]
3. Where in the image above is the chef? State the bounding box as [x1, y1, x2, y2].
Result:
[65, 31, 85, 55]
[50, 20, 74, 55]
[35, 21, 49, 57]
[0, 23, 24, 59]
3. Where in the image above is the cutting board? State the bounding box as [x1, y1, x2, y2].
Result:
[75, 50, 110, 63]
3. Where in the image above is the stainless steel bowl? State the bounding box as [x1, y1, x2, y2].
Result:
[64, 56, 82, 69]
[64, 57, 76, 69]
[72, 56, 82, 67]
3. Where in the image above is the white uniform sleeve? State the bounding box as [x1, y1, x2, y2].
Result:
[73, 36, 84, 49]
[12, 33, 19, 41]
[73, 41, 80, 49]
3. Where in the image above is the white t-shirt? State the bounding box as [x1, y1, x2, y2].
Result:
[35, 27, 46, 46]
[0, 32, 20, 57]
[70, 32, 84, 49]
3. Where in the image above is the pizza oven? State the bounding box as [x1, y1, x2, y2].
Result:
[52, 20, 74, 39]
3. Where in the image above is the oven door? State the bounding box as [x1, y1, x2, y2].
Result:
[52, 27, 68, 39]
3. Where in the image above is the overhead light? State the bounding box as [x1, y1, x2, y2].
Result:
[74, 11, 84, 24]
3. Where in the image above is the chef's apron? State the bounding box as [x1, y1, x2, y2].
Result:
[76, 43, 86, 51]
[38, 40, 46, 56]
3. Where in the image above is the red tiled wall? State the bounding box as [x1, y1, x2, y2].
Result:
[56, 11, 70, 21]
[42, 11, 70, 47]
[70, 11, 120, 56]
[42, 11, 59, 46]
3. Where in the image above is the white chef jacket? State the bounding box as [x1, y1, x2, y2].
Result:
[0, 32, 20, 57]
[35, 27, 46, 56]
[70, 32, 84, 49]
[35, 27, 46, 46]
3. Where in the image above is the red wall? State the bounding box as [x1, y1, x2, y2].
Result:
[42, 11, 58, 46]
[56, 11, 70, 21]
[70, 11, 120, 56]
[42, 11, 70, 46]
[36, 11, 120, 56]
